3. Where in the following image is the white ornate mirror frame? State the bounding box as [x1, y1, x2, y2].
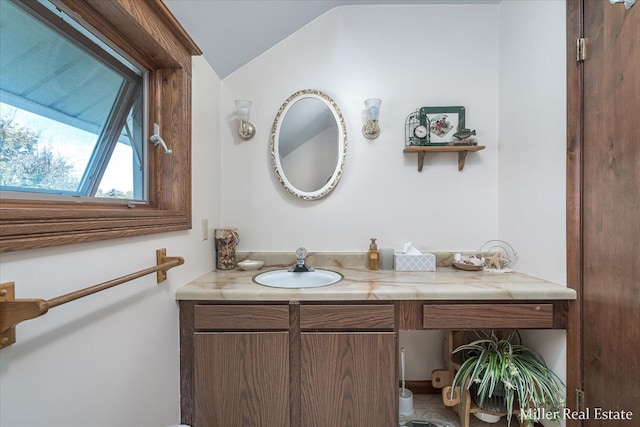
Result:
[270, 89, 347, 200]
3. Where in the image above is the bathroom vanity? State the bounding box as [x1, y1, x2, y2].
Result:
[177, 258, 575, 427]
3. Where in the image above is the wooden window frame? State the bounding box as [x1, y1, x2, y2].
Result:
[0, 0, 201, 252]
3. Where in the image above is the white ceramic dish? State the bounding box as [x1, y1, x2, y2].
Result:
[473, 412, 501, 423]
[237, 260, 264, 271]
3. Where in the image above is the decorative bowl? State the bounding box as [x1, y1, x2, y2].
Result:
[237, 260, 264, 271]
[452, 262, 484, 271]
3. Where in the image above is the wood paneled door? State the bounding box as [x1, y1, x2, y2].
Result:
[567, 1, 640, 426]
[300, 332, 396, 427]
[193, 332, 290, 427]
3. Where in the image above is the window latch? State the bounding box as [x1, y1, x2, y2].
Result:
[150, 123, 173, 154]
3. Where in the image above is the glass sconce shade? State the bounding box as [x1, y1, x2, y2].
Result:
[363, 98, 381, 139]
[234, 99, 255, 140]
[235, 99, 252, 121]
[365, 98, 381, 120]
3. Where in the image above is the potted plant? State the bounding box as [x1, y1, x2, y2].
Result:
[450, 330, 565, 426]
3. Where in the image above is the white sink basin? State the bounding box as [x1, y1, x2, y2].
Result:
[253, 269, 343, 289]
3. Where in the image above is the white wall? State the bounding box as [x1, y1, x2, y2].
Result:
[498, 0, 567, 285]
[0, 56, 221, 427]
[221, 4, 500, 253]
[498, 2, 567, 424]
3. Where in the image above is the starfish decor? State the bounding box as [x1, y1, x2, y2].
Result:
[486, 252, 509, 270]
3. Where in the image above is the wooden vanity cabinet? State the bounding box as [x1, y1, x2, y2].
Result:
[180, 302, 397, 427]
[298, 304, 397, 427]
[180, 299, 568, 427]
[182, 303, 291, 427]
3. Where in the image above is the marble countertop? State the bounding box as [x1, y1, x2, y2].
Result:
[176, 252, 576, 302]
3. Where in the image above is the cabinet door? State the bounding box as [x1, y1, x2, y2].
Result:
[194, 332, 289, 427]
[301, 332, 396, 427]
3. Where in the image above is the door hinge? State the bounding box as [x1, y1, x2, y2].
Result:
[576, 389, 585, 411]
[577, 38, 587, 62]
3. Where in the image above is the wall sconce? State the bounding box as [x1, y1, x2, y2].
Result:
[235, 99, 256, 141]
[362, 98, 381, 139]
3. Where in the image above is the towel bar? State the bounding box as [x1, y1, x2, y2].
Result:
[0, 248, 184, 349]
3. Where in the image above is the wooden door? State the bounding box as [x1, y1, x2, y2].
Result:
[567, 1, 639, 425]
[300, 332, 396, 427]
[194, 332, 290, 427]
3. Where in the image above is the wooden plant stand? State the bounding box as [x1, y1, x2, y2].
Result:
[431, 331, 528, 427]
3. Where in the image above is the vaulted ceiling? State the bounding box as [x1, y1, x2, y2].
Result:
[163, 0, 500, 79]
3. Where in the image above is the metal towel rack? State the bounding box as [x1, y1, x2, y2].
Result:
[0, 248, 184, 349]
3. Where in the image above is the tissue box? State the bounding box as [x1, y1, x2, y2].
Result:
[394, 252, 436, 271]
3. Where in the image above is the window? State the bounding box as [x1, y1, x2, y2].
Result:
[0, 0, 201, 252]
[1, 0, 145, 200]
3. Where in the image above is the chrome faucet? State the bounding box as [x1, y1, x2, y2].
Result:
[289, 247, 314, 272]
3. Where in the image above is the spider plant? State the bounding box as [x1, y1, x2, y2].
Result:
[450, 330, 565, 426]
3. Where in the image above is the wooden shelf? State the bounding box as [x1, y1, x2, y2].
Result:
[403, 145, 486, 171]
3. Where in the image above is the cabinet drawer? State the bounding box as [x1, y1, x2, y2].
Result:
[423, 304, 553, 329]
[300, 304, 395, 330]
[195, 304, 289, 330]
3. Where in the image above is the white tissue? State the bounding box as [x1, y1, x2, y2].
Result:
[402, 242, 422, 255]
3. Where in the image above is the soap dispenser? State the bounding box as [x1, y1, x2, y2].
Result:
[368, 238, 380, 270]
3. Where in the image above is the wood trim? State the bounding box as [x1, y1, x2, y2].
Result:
[397, 300, 422, 330]
[289, 302, 301, 427]
[394, 301, 400, 420]
[0, 0, 198, 252]
[179, 301, 195, 426]
[59, 0, 198, 68]
[565, 1, 584, 426]
[551, 300, 569, 329]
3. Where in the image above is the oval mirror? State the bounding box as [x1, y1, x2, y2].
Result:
[271, 89, 347, 200]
